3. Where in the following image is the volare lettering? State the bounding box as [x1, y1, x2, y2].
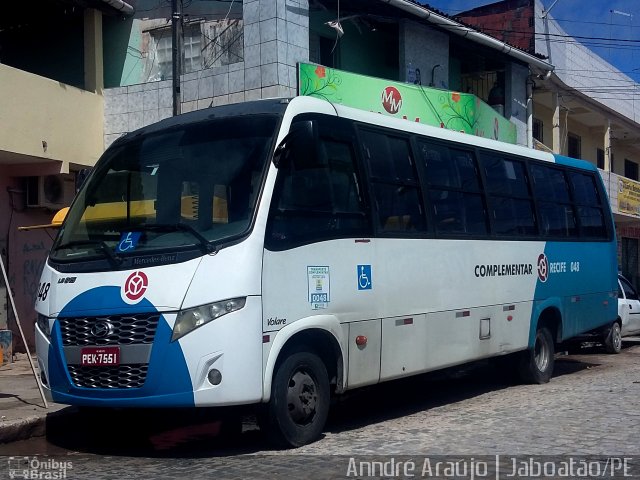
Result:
[267, 317, 287, 326]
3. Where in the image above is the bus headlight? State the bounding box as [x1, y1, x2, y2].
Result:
[37, 314, 51, 341]
[171, 297, 246, 342]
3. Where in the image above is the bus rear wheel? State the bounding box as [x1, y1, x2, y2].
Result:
[264, 351, 330, 448]
[603, 322, 622, 354]
[518, 326, 554, 384]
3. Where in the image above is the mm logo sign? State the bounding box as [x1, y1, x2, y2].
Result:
[381, 86, 402, 114]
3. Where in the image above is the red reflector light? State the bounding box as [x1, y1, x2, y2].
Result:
[262, 335, 270, 343]
[403, 318, 413, 325]
[355, 335, 367, 346]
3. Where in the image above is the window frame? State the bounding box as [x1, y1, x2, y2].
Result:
[624, 159, 639, 181]
[356, 125, 428, 237]
[415, 138, 489, 238]
[265, 115, 373, 251]
[532, 118, 543, 143]
[568, 132, 582, 159]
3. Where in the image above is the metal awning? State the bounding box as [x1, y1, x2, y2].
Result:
[378, 0, 554, 76]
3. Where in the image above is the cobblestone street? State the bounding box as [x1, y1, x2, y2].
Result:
[288, 342, 640, 457]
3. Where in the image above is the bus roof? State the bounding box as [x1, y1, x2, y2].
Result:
[110, 97, 290, 149]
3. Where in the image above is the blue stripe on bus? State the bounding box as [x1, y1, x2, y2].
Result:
[529, 241, 617, 347]
[48, 286, 194, 407]
[552, 154, 598, 171]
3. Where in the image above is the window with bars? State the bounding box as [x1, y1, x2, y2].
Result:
[568, 133, 581, 158]
[183, 25, 203, 73]
[151, 23, 203, 80]
[597, 148, 605, 170]
[625, 159, 639, 181]
[532, 118, 543, 143]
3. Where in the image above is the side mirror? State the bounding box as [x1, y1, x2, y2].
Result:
[274, 120, 318, 169]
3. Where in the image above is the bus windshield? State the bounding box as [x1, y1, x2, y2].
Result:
[51, 114, 278, 264]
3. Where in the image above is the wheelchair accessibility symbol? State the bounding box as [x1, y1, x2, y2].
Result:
[116, 231, 142, 253]
[357, 265, 372, 290]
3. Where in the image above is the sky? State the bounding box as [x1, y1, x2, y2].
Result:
[418, 0, 640, 83]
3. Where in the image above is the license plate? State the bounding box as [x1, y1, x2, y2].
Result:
[80, 346, 120, 366]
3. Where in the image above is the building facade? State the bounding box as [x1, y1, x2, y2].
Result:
[0, 2, 111, 352]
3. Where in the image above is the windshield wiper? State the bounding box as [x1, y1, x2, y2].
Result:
[137, 223, 218, 254]
[54, 240, 123, 266]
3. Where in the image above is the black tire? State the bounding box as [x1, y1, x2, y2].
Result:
[518, 326, 555, 384]
[263, 351, 330, 448]
[604, 322, 622, 354]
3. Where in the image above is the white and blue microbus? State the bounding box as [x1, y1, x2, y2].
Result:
[35, 96, 618, 447]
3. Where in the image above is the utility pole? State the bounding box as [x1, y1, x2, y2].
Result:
[171, 0, 183, 116]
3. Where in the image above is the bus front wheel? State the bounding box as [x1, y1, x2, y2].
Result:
[264, 351, 330, 448]
[518, 326, 555, 384]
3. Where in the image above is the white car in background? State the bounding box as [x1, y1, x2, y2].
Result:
[607, 274, 640, 353]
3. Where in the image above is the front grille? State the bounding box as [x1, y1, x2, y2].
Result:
[68, 364, 148, 388]
[59, 313, 160, 346]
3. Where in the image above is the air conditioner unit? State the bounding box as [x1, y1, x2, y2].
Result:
[26, 174, 75, 210]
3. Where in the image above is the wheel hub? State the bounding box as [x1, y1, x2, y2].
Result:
[287, 370, 318, 425]
[534, 333, 549, 372]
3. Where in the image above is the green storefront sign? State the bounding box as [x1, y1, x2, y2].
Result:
[298, 63, 517, 145]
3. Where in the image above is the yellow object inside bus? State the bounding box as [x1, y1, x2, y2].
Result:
[81, 195, 229, 223]
[18, 195, 228, 231]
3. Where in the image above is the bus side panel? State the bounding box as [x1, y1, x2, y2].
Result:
[531, 241, 617, 344]
[263, 238, 544, 388]
[347, 319, 381, 388]
[379, 303, 532, 382]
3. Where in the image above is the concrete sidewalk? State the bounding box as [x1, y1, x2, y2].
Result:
[0, 353, 71, 444]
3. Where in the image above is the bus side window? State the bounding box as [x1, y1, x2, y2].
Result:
[418, 141, 487, 236]
[360, 130, 426, 234]
[568, 172, 607, 238]
[265, 134, 370, 249]
[480, 154, 537, 237]
[530, 164, 577, 238]
[280, 168, 332, 211]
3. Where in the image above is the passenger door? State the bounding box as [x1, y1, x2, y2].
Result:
[262, 115, 375, 334]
